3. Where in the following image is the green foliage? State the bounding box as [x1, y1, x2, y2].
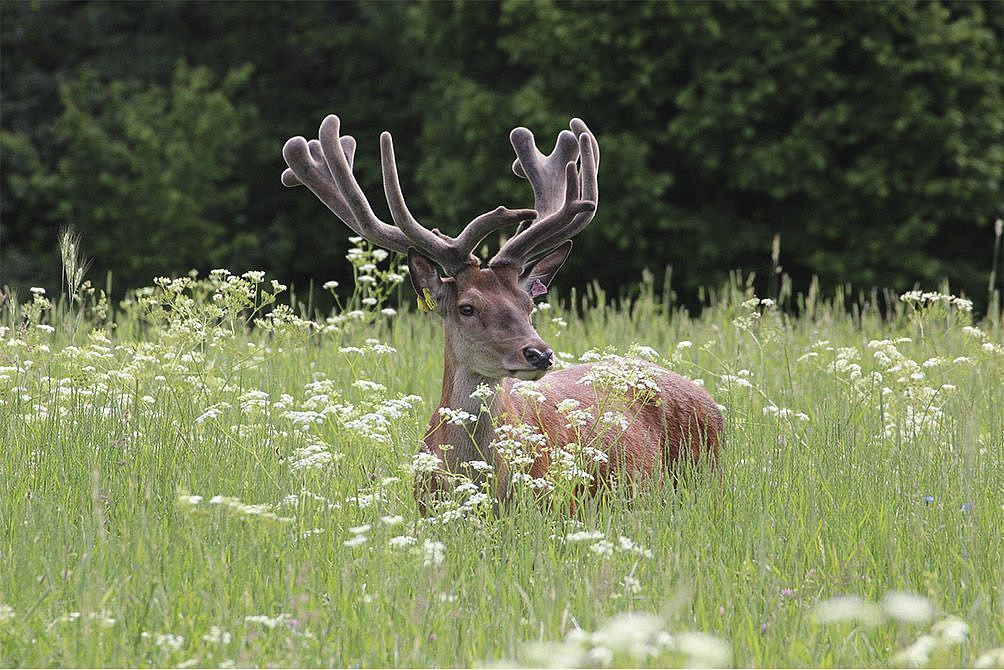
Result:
[42, 62, 257, 290]
[1, 1, 1001, 307]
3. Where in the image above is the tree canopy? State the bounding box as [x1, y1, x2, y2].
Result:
[2, 0, 1001, 307]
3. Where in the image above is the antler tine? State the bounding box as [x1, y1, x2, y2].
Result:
[283, 135, 356, 186]
[316, 115, 415, 253]
[489, 162, 595, 267]
[281, 119, 412, 253]
[510, 127, 580, 217]
[379, 131, 467, 268]
[519, 132, 599, 257]
[489, 119, 600, 269]
[455, 206, 538, 255]
[282, 135, 387, 245]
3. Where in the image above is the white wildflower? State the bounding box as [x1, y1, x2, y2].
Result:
[589, 540, 615, 556]
[617, 535, 654, 558]
[592, 611, 665, 658]
[975, 648, 1004, 669]
[152, 633, 185, 651]
[676, 631, 733, 668]
[620, 575, 642, 595]
[201, 626, 231, 644]
[195, 407, 223, 424]
[411, 452, 443, 474]
[719, 374, 753, 389]
[893, 635, 936, 667]
[353, 379, 386, 393]
[813, 595, 883, 626]
[422, 539, 446, 566]
[438, 406, 476, 426]
[931, 616, 969, 645]
[566, 530, 605, 543]
[882, 591, 932, 624]
[469, 384, 494, 401]
[635, 345, 659, 360]
[290, 444, 342, 472]
[245, 614, 291, 629]
[463, 459, 494, 474]
[511, 380, 546, 403]
[600, 411, 629, 431]
[555, 398, 581, 413]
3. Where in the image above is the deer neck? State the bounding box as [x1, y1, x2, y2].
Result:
[428, 330, 510, 474]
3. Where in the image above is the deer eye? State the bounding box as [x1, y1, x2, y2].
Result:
[458, 304, 475, 317]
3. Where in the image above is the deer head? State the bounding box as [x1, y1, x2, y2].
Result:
[281, 115, 599, 382]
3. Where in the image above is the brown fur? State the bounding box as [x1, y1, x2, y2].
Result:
[412, 266, 722, 513]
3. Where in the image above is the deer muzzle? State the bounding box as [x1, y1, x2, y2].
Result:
[522, 346, 554, 370]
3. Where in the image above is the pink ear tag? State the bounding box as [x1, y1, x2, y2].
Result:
[530, 279, 548, 298]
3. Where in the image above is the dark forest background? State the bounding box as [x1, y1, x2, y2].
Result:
[2, 0, 1002, 309]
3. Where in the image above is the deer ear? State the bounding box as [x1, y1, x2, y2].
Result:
[407, 248, 451, 314]
[518, 240, 572, 298]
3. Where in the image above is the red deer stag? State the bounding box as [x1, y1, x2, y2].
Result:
[281, 115, 722, 511]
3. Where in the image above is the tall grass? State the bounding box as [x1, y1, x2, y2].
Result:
[1, 245, 1001, 668]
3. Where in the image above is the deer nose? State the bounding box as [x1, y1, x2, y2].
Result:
[523, 347, 553, 370]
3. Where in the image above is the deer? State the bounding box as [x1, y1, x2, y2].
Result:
[281, 114, 723, 513]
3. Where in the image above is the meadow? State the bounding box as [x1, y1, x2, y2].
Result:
[1, 239, 1002, 668]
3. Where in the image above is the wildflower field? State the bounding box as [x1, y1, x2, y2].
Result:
[1, 241, 1002, 668]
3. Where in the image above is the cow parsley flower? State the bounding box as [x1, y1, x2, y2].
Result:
[882, 591, 932, 624]
[201, 626, 232, 645]
[813, 595, 883, 626]
[438, 406, 476, 425]
[422, 540, 446, 566]
[511, 380, 546, 403]
[411, 452, 443, 474]
[469, 384, 494, 401]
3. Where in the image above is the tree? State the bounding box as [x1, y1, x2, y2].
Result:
[43, 62, 257, 290]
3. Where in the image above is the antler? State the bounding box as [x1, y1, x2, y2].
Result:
[282, 115, 537, 276]
[489, 118, 600, 269]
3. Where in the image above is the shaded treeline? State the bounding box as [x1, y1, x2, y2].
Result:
[2, 0, 1001, 308]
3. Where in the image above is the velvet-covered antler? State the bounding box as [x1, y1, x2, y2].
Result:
[282, 115, 536, 276]
[489, 118, 600, 269]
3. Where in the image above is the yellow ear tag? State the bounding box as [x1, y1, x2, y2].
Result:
[417, 288, 437, 313]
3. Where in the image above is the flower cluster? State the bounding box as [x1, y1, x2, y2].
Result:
[178, 491, 293, 523]
[813, 590, 988, 667]
[900, 290, 973, 314]
[505, 611, 731, 668]
[341, 236, 407, 316]
[576, 349, 662, 401]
